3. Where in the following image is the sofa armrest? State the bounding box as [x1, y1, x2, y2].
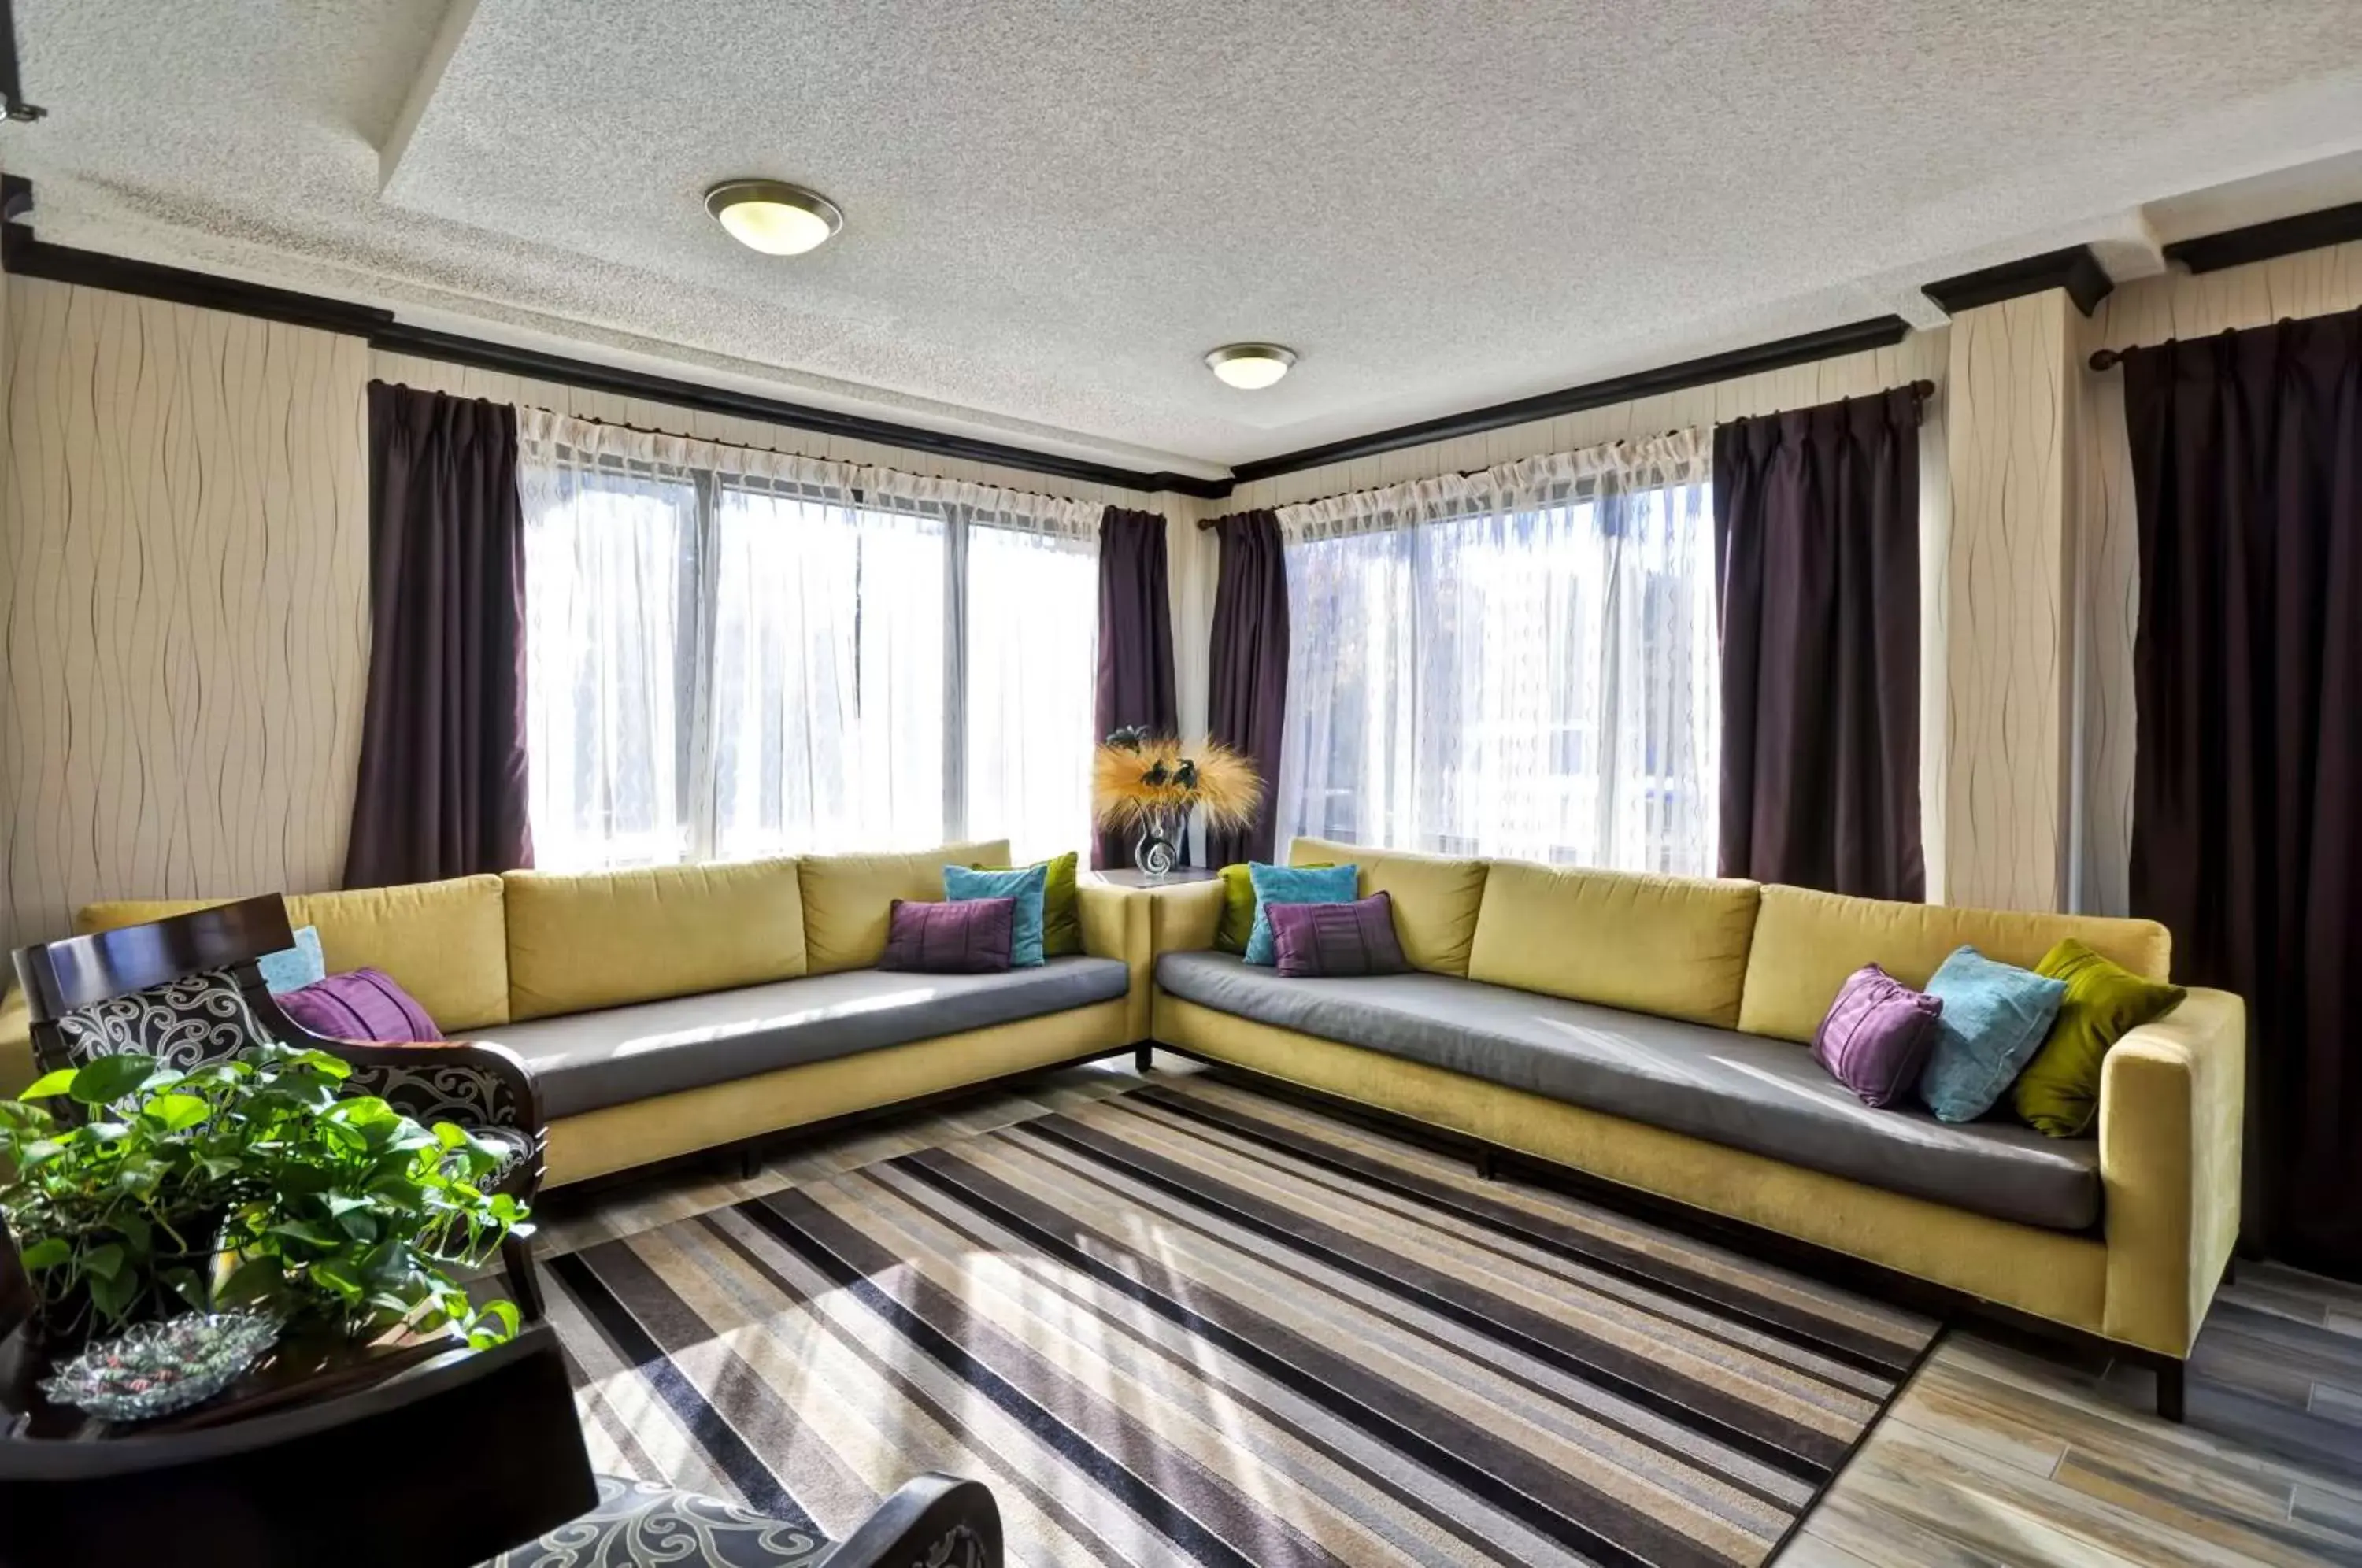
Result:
[1079, 880, 1153, 1043]
[2100, 986, 2244, 1357]
[1150, 879, 1226, 960]
[0, 986, 32, 1100]
[1079, 879, 1226, 1045]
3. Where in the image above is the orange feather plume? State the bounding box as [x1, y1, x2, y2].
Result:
[1090, 737, 1262, 832]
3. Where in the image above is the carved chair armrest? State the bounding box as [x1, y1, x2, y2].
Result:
[254, 1000, 547, 1195]
[827, 1474, 1003, 1568]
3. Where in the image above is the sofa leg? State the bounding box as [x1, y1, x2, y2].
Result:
[502, 1233, 546, 1323]
[1476, 1148, 1499, 1182]
[1135, 1043, 1153, 1074]
[2156, 1359, 2186, 1423]
[738, 1145, 765, 1180]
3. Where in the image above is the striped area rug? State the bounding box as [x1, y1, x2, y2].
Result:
[548, 1077, 1938, 1567]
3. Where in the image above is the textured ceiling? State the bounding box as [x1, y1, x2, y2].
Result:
[6, 1, 2362, 474]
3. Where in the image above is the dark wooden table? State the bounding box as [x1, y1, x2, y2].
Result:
[0, 1320, 598, 1567]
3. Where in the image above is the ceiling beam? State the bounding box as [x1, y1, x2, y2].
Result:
[378, 0, 480, 193]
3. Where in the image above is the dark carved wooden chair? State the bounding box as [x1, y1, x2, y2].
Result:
[9, 895, 547, 1318]
[2, 905, 1007, 1567]
[0, 1288, 1003, 1567]
[481, 1470, 1004, 1568]
[0, 1322, 603, 1568]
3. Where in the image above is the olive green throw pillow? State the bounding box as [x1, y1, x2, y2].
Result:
[1216, 862, 1331, 954]
[974, 852, 1081, 956]
[2011, 938, 2185, 1137]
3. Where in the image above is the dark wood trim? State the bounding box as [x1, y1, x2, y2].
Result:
[2164, 198, 2362, 276]
[1227, 315, 1914, 485]
[2, 229, 396, 337]
[0, 0, 43, 124]
[1147, 1041, 2192, 1418]
[0, 174, 29, 226]
[7, 183, 2023, 502]
[0, 195, 1231, 501]
[368, 320, 1235, 498]
[1922, 244, 2114, 318]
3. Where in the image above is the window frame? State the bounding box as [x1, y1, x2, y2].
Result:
[525, 452, 1088, 867]
[1272, 464, 1719, 873]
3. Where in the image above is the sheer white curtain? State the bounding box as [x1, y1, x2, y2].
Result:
[518, 410, 1098, 871]
[1272, 432, 1718, 874]
[964, 521, 1100, 861]
[519, 455, 698, 870]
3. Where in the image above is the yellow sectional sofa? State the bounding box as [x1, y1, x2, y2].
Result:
[1146, 837, 2243, 1411]
[2, 842, 1157, 1188]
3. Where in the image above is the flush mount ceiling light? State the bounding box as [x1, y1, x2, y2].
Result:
[705, 179, 843, 256]
[1205, 342, 1297, 390]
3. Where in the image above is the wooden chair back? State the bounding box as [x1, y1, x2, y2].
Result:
[10, 896, 292, 1024]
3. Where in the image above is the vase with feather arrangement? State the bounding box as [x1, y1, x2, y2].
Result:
[1091, 729, 1261, 881]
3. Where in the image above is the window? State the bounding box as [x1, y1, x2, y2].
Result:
[521, 434, 1097, 871]
[1272, 442, 1717, 874]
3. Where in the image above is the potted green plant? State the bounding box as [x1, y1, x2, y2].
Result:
[0, 1045, 526, 1352]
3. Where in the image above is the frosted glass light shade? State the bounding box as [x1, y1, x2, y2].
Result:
[706, 180, 843, 256]
[1205, 343, 1297, 390]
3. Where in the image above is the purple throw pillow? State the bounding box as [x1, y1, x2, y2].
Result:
[1268, 892, 1409, 978]
[276, 967, 443, 1044]
[1812, 963, 1944, 1108]
[879, 897, 1016, 974]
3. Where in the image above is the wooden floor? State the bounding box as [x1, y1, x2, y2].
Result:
[539, 1059, 2362, 1567]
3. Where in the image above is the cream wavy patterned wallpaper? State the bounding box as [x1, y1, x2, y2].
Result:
[1942, 293, 2078, 913]
[1, 276, 372, 951]
[2072, 239, 2362, 915]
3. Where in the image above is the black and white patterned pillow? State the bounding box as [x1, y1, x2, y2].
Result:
[484, 1476, 831, 1566]
[52, 968, 268, 1074]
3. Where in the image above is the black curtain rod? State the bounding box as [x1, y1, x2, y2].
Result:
[2090, 348, 2131, 371]
[1198, 378, 1937, 528]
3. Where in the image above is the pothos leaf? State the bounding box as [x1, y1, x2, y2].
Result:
[16, 1237, 71, 1270]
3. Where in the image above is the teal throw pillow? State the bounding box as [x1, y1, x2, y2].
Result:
[1243, 863, 1361, 967]
[257, 925, 326, 995]
[1916, 945, 2068, 1122]
[944, 864, 1048, 967]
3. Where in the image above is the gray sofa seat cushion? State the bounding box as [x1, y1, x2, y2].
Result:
[483, 956, 1129, 1118]
[1157, 951, 2100, 1231]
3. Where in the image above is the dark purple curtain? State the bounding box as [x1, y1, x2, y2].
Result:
[1094, 507, 1178, 869]
[1714, 386, 1923, 900]
[1204, 510, 1290, 865]
[344, 383, 532, 888]
[2123, 310, 2362, 1279]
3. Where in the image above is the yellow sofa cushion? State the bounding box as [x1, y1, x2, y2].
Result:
[798, 840, 1012, 974]
[1287, 837, 1489, 976]
[1737, 885, 2174, 1045]
[77, 875, 513, 1031]
[1464, 860, 1760, 1028]
[501, 860, 806, 1021]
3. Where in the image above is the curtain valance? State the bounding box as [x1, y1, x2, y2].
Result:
[516, 406, 1101, 541]
[1274, 429, 1710, 543]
